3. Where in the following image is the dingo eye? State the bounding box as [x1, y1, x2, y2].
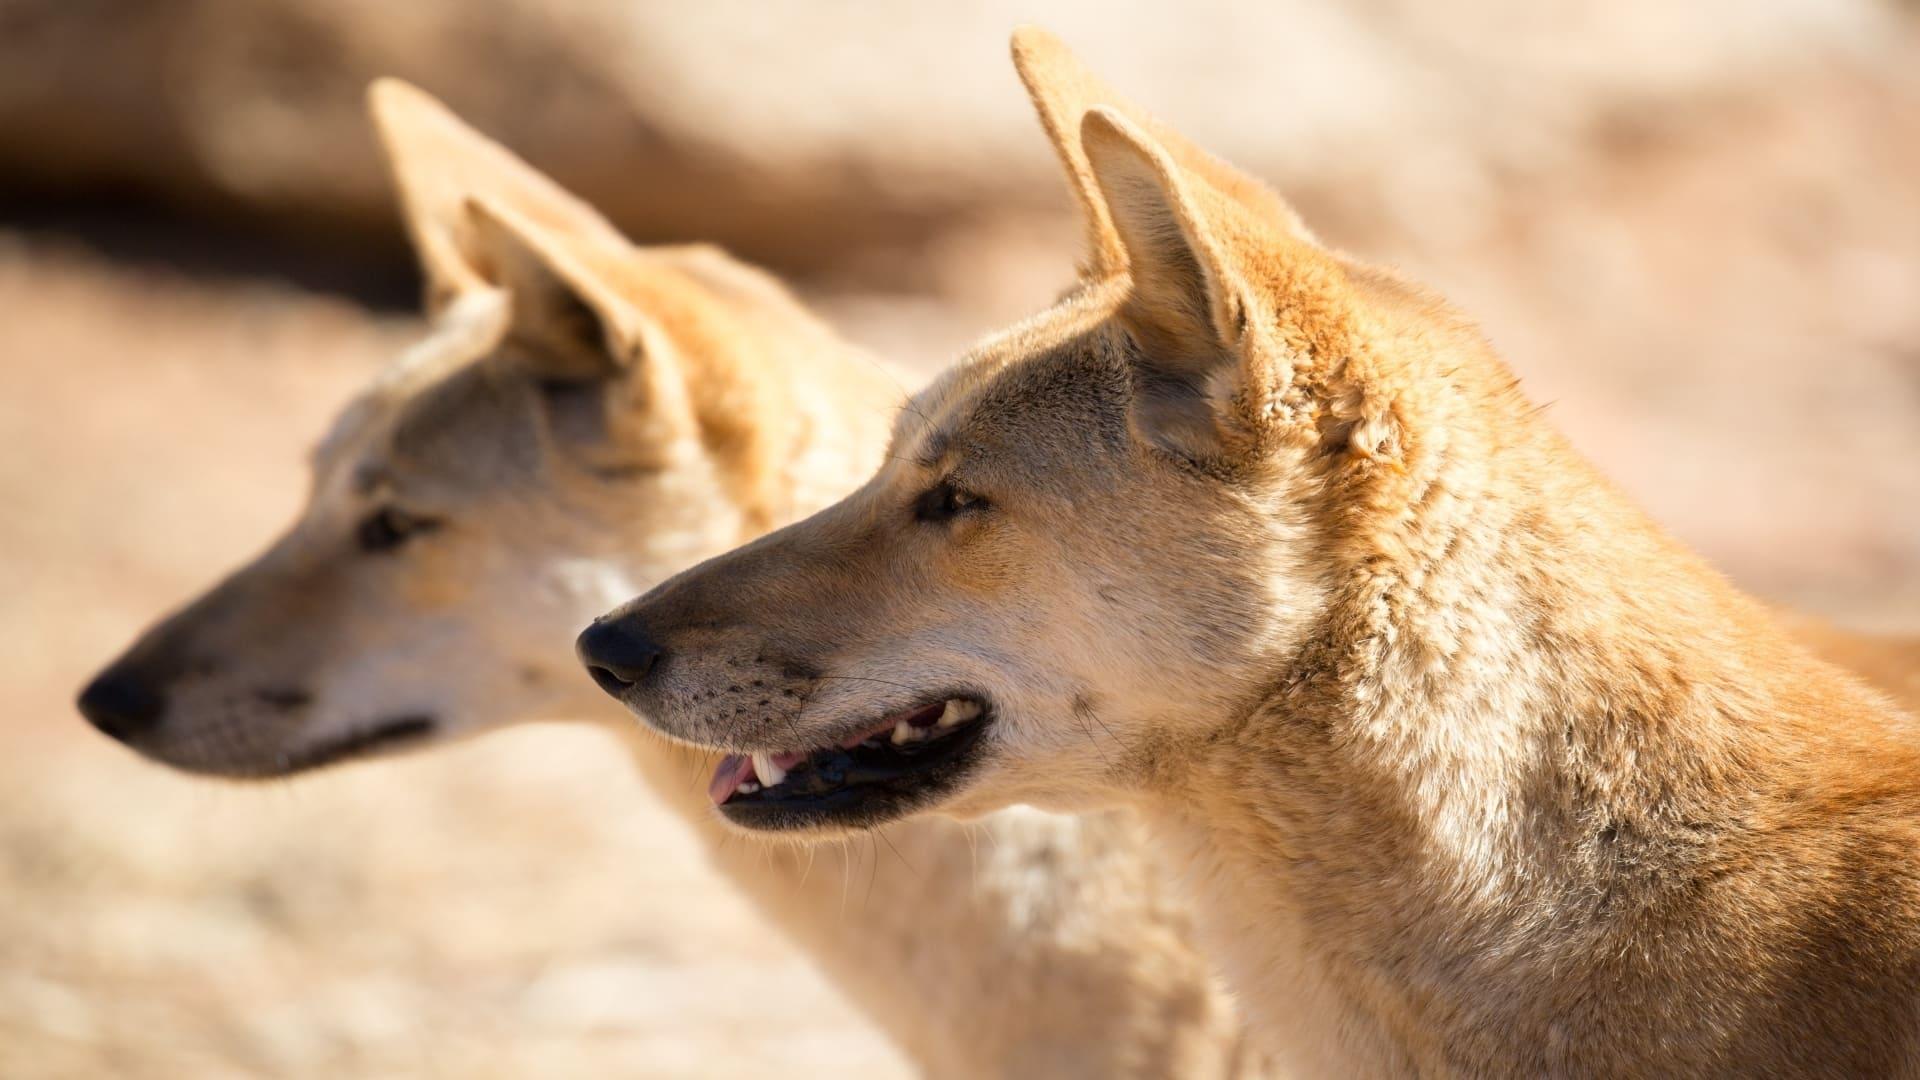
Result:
[357, 506, 443, 553]
[913, 480, 985, 524]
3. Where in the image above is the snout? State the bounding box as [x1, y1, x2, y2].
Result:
[76, 665, 167, 744]
[575, 616, 666, 698]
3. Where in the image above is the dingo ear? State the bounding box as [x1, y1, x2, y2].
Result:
[368, 79, 622, 315]
[1081, 106, 1265, 461]
[1011, 27, 1127, 277]
[466, 196, 697, 448]
[464, 195, 646, 378]
[1011, 27, 1310, 281]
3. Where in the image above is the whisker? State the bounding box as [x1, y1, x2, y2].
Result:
[1076, 709, 1113, 770]
[807, 673, 940, 695]
[892, 395, 936, 433]
[876, 827, 919, 881]
[1077, 697, 1125, 762]
[849, 346, 913, 402]
[839, 835, 854, 919]
[686, 749, 711, 800]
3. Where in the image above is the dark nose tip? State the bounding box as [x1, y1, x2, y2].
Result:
[77, 667, 167, 744]
[575, 618, 665, 698]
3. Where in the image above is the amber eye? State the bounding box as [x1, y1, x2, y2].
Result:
[913, 480, 985, 524]
[356, 506, 443, 553]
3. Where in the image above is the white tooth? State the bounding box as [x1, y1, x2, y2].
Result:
[938, 699, 980, 727]
[738, 781, 761, 795]
[891, 721, 916, 745]
[752, 752, 787, 787]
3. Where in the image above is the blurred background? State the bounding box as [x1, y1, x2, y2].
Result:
[3, 1, 1917, 1076]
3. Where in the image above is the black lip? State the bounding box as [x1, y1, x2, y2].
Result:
[275, 714, 437, 775]
[585, 663, 632, 699]
[719, 703, 992, 833]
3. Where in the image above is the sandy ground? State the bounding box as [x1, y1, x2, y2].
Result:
[1, 44, 1917, 1074]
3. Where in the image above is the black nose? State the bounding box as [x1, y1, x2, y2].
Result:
[77, 667, 167, 743]
[576, 618, 665, 697]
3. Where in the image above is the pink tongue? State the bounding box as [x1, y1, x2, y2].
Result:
[708, 754, 753, 805]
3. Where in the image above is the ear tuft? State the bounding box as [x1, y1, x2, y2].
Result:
[463, 194, 637, 381]
[463, 195, 702, 458]
[1081, 107, 1246, 362]
[1080, 107, 1270, 463]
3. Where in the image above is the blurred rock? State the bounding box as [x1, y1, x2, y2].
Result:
[0, 0, 1904, 285]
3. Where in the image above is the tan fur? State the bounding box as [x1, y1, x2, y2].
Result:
[79, 83, 1265, 1077]
[1773, 613, 1920, 714]
[606, 31, 1920, 1076]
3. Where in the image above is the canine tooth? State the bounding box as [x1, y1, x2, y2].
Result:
[890, 720, 917, 745]
[938, 699, 980, 727]
[752, 752, 787, 787]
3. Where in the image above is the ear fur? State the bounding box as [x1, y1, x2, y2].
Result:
[1011, 27, 1129, 277]
[1010, 27, 1313, 281]
[1081, 106, 1259, 460]
[462, 194, 650, 380]
[367, 79, 623, 315]
[464, 195, 701, 456]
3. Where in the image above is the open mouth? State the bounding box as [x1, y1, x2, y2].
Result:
[708, 696, 990, 831]
[276, 714, 437, 775]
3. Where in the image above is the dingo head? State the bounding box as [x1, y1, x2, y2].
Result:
[78, 82, 894, 777]
[580, 29, 1461, 835]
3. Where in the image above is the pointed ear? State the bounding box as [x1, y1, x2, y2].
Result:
[1081, 106, 1267, 460]
[367, 78, 622, 315]
[1011, 27, 1311, 281]
[1011, 27, 1129, 277]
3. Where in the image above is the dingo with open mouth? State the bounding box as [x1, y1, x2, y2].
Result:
[589, 28, 1920, 1076]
